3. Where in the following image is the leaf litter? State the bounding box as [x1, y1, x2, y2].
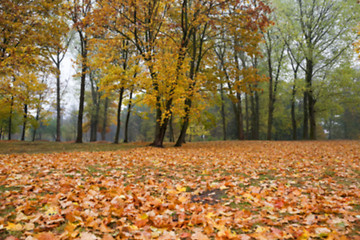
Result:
[0, 141, 360, 239]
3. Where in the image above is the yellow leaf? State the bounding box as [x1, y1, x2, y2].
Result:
[5, 222, 23, 231]
[140, 213, 149, 220]
[298, 230, 310, 240]
[176, 186, 186, 192]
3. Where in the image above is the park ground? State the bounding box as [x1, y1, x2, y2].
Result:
[0, 141, 360, 239]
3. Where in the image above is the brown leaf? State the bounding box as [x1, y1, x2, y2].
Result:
[36, 232, 56, 240]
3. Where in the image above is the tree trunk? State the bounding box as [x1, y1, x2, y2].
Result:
[305, 58, 316, 140]
[174, 23, 207, 147]
[56, 61, 61, 142]
[236, 92, 244, 140]
[175, 98, 192, 147]
[289, 59, 300, 140]
[101, 97, 109, 141]
[291, 84, 297, 140]
[8, 96, 14, 140]
[266, 43, 285, 140]
[267, 102, 274, 140]
[124, 89, 133, 143]
[245, 93, 249, 139]
[255, 91, 260, 140]
[114, 87, 125, 144]
[168, 116, 175, 142]
[76, 38, 87, 144]
[93, 97, 100, 141]
[250, 93, 255, 140]
[250, 90, 260, 140]
[266, 45, 274, 140]
[21, 104, 28, 141]
[220, 83, 227, 140]
[308, 89, 316, 140]
[32, 104, 41, 141]
[151, 99, 173, 147]
[89, 71, 100, 142]
[303, 91, 309, 139]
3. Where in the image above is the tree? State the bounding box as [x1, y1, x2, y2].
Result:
[275, 0, 360, 139]
[263, 25, 286, 140]
[67, 0, 94, 143]
[43, 13, 72, 142]
[176, 0, 271, 145]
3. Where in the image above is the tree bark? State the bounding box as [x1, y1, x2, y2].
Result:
[101, 97, 109, 141]
[255, 91, 260, 140]
[89, 71, 100, 142]
[303, 91, 309, 139]
[114, 87, 125, 144]
[236, 92, 244, 140]
[305, 58, 316, 140]
[56, 59, 61, 142]
[8, 96, 13, 140]
[168, 116, 175, 142]
[291, 83, 297, 140]
[32, 103, 41, 141]
[266, 37, 274, 140]
[76, 37, 87, 143]
[220, 83, 227, 140]
[175, 98, 191, 147]
[21, 104, 28, 141]
[124, 88, 133, 143]
[234, 50, 244, 140]
[266, 42, 285, 140]
[250, 90, 260, 140]
[245, 93, 249, 139]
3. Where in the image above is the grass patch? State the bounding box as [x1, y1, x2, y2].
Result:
[0, 185, 22, 193]
[229, 201, 252, 210]
[351, 204, 360, 211]
[0, 141, 145, 155]
[0, 205, 16, 217]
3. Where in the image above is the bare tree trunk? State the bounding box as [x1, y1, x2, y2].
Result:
[32, 105, 41, 141]
[101, 97, 109, 141]
[175, 98, 191, 147]
[250, 92, 255, 140]
[288, 55, 300, 141]
[124, 89, 133, 143]
[236, 92, 244, 140]
[250, 90, 260, 140]
[168, 116, 175, 142]
[56, 60, 61, 142]
[76, 37, 87, 144]
[305, 58, 316, 140]
[21, 104, 28, 141]
[114, 87, 125, 144]
[220, 83, 227, 140]
[245, 93, 249, 139]
[255, 91, 260, 140]
[89, 71, 100, 142]
[8, 96, 13, 140]
[303, 91, 309, 139]
[291, 84, 297, 140]
[152, 99, 173, 147]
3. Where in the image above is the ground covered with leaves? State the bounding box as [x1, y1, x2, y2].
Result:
[1, 141, 360, 240]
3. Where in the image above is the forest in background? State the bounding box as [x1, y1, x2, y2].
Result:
[1, 0, 360, 146]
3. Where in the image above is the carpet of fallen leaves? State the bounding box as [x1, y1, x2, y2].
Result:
[1, 141, 360, 240]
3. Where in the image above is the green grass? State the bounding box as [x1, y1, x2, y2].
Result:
[0, 141, 145, 154]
